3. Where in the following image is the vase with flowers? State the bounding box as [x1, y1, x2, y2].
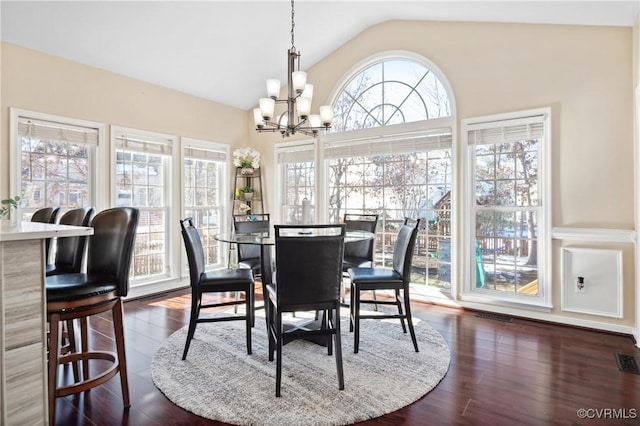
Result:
[233, 147, 261, 175]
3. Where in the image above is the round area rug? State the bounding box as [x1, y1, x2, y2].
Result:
[151, 310, 450, 426]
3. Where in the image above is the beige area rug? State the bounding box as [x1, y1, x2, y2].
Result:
[151, 309, 450, 426]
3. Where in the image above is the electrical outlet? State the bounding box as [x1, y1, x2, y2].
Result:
[576, 276, 585, 293]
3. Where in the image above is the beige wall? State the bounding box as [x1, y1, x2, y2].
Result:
[250, 20, 636, 327]
[1, 19, 636, 329]
[1, 42, 249, 197]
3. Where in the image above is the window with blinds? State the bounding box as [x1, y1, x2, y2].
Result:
[183, 138, 228, 269]
[275, 141, 316, 224]
[323, 128, 453, 288]
[113, 126, 176, 281]
[16, 115, 99, 214]
[464, 109, 550, 306]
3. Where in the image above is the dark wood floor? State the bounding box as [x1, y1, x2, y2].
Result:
[54, 287, 640, 425]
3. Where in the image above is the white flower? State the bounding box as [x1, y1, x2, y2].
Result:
[239, 203, 251, 214]
[233, 147, 261, 169]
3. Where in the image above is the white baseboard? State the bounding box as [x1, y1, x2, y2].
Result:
[126, 278, 189, 300]
[456, 300, 634, 335]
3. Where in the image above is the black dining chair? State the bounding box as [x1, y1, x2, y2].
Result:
[232, 213, 271, 315]
[267, 224, 346, 397]
[31, 206, 60, 265]
[46, 207, 95, 383]
[348, 217, 421, 353]
[342, 213, 379, 306]
[180, 218, 255, 360]
[233, 213, 270, 276]
[47, 207, 95, 276]
[46, 207, 139, 426]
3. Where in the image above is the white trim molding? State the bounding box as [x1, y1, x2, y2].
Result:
[459, 300, 634, 336]
[552, 227, 636, 243]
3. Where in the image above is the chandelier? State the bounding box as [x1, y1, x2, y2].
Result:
[253, 0, 333, 138]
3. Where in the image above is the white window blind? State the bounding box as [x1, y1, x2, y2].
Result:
[114, 133, 172, 154]
[18, 118, 99, 145]
[323, 128, 452, 159]
[276, 142, 315, 164]
[184, 145, 227, 162]
[467, 116, 544, 145]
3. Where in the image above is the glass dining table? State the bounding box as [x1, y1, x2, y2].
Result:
[214, 227, 375, 288]
[214, 227, 374, 345]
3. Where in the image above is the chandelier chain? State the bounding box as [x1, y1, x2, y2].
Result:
[290, 0, 295, 50]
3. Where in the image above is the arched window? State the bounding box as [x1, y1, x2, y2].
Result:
[321, 54, 455, 292]
[331, 59, 451, 132]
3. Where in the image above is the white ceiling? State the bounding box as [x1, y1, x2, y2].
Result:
[1, 1, 638, 111]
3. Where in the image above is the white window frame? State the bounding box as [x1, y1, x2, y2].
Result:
[270, 51, 460, 296]
[320, 118, 456, 290]
[180, 137, 229, 276]
[110, 125, 179, 289]
[462, 107, 552, 309]
[9, 108, 106, 213]
[274, 139, 318, 224]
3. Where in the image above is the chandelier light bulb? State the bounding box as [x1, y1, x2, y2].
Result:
[266, 79, 281, 99]
[278, 114, 288, 133]
[301, 84, 314, 100]
[296, 97, 311, 119]
[320, 105, 334, 126]
[309, 114, 322, 128]
[253, 108, 264, 128]
[259, 98, 275, 120]
[292, 71, 307, 94]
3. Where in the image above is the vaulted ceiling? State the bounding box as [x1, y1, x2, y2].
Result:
[2, 1, 638, 110]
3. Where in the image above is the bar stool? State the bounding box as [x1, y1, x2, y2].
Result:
[46, 207, 138, 425]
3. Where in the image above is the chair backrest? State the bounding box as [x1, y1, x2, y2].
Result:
[31, 207, 61, 263]
[180, 218, 205, 286]
[87, 207, 139, 297]
[234, 214, 270, 262]
[53, 207, 95, 273]
[392, 218, 421, 284]
[343, 213, 378, 262]
[274, 224, 345, 307]
[31, 207, 60, 224]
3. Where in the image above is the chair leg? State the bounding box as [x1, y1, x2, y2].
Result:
[349, 281, 355, 332]
[63, 319, 80, 382]
[322, 310, 332, 356]
[262, 281, 270, 338]
[396, 288, 407, 333]
[404, 289, 419, 352]
[267, 298, 275, 362]
[245, 288, 252, 355]
[333, 305, 345, 390]
[275, 310, 283, 397]
[182, 290, 200, 360]
[354, 283, 361, 354]
[372, 290, 378, 311]
[48, 312, 62, 426]
[112, 299, 131, 407]
[80, 317, 89, 381]
[250, 283, 256, 328]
